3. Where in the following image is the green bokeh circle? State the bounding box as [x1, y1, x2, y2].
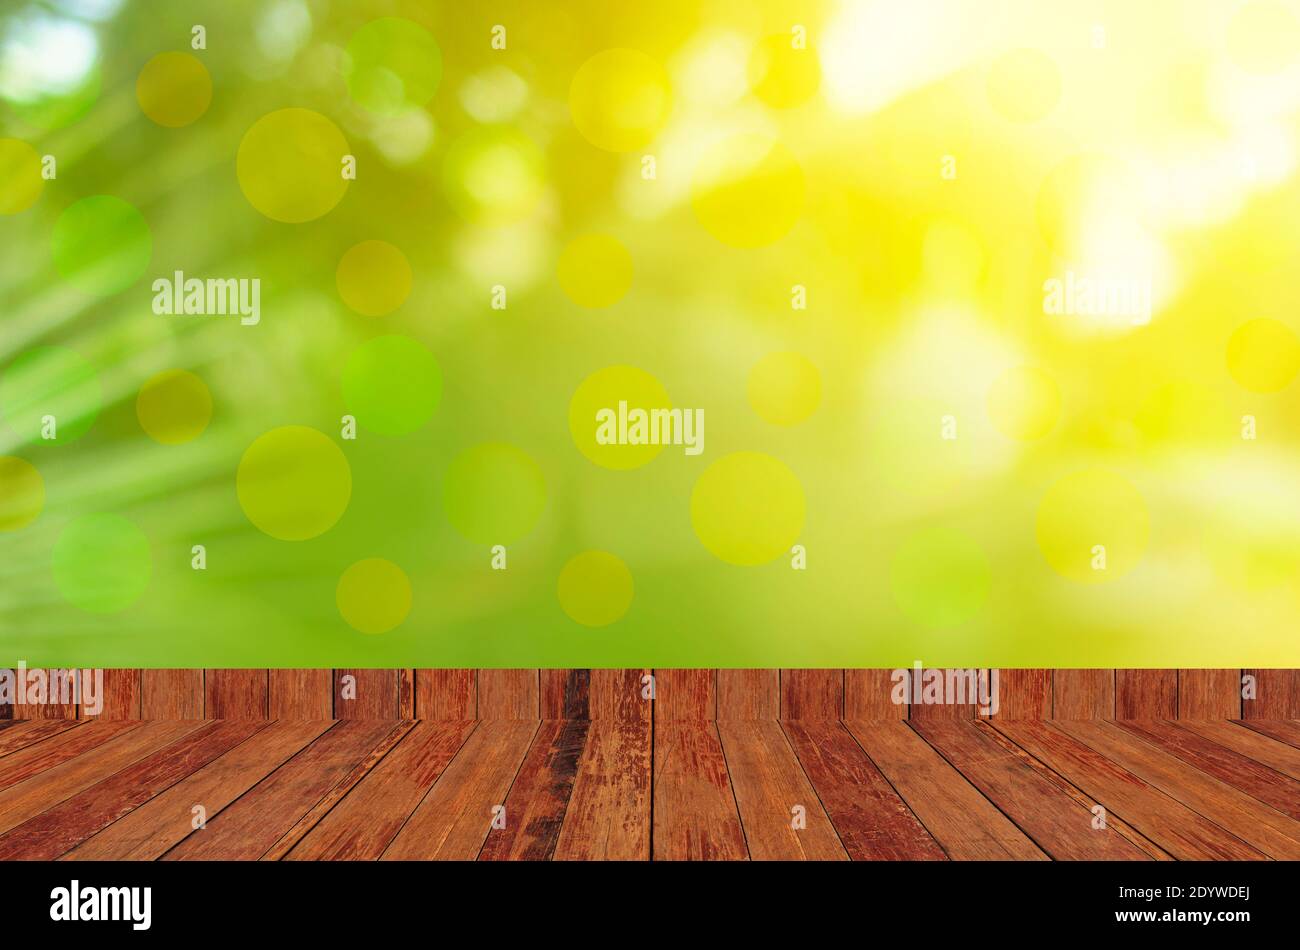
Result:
[342, 335, 442, 436]
[0, 346, 101, 444]
[51, 195, 152, 295]
[52, 513, 151, 613]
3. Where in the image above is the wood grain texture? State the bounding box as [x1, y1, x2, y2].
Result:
[1244, 670, 1300, 718]
[716, 669, 779, 719]
[141, 670, 203, 718]
[0, 719, 267, 860]
[480, 719, 589, 861]
[908, 668, 980, 719]
[478, 669, 539, 719]
[94, 670, 141, 719]
[992, 720, 1265, 861]
[1054, 669, 1115, 718]
[591, 669, 648, 720]
[553, 719, 652, 860]
[382, 719, 538, 860]
[784, 719, 944, 860]
[716, 718, 846, 860]
[1177, 719, 1300, 781]
[1055, 718, 1300, 859]
[287, 720, 477, 860]
[12, 669, 79, 719]
[414, 669, 476, 719]
[269, 670, 332, 719]
[163, 719, 408, 860]
[1116, 669, 1177, 719]
[0, 720, 140, 793]
[844, 669, 906, 719]
[654, 669, 714, 720]
[1178, 669, 1241, 719]
[65, 720, 334, 860]
[204, 669, 267, 719]
[334, 669, 403, 719]
[994, 669, 1052, 718]
[1237, 718, 1300, 749]
[1116, 719, 1300, 820]
[0, 721, 202, 836]
[781, 669, 843, 719]
[652, 721, 748, 861]
[911, 720, 1160, 859]
[0, 719, 83, 758]
[540, 669, 589, 719]
[844, 719, 1046, 860]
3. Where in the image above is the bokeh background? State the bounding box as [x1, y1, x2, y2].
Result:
[3, 0, 1300, 667]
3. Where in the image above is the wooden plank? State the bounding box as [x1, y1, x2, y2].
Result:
[141, 670, 203, 718]
[480, 719, 590, 861]
[0, 720, 202, 835]
[911, 719, 1159, 859]
[993, 720, 1265, 861]
[0, 719, 83, 758]
[287, 720, 477, 859]
[781, 669, 843, 719]
[65, 721, 334, 860]
[93, 670, 141, 719]
[0, 720, 267, 860]
[591, 669, 648, 720]
[1244, 670, 1300, 718]
[844, 719, 1047, 860]
[382, 719, 538, 860]
[478, 669, 538, 719]
[163, 720, 410, 860]
[0, 720, 142, 793]
[1178, 719, 1300, 781]
[844, 669, 906, 719]
[553, 719, 652, 860]
[1054, 719, 1300, 859]
[540, 670, 589, 719]
[1116, 670, 1177, 719]
[1237, 718, 1300, 749]
[204, 669, 267, 718]
[1179, 669, 1240, 719]
[12, 669, 79, 719]
[783, 719, 944, 860]
[334, 669, 402, 719]
[716, 719, 846, 860]
[908, 668, 980, 719]
[654, 669, 714, 720]
[269, 670, 332, 719]
[1116, 719, 1300, 820]
[1054, 669, 1114, 718]
[415, 669, 476, 719]
[992, 669, 1052, 718]
[717, 669, 779, 719]
[652, 721, 748, 861]
[398, 669, 414, 719]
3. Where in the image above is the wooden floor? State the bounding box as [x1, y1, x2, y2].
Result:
[1, 715, 1298, 860]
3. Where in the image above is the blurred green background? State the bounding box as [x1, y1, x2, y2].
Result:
[3, 0, 1300, 667]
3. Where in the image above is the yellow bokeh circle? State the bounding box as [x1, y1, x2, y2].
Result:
[336, 240, 412, 316]
[337, 557, 412, 634]
[237, 108, 351, 223]
[0, 139, 43, 215]
[987, 366, 1060, 440]
[748, 34, 821, 109]
[557, 550, 634, 627]
[1228, 1, 1300, 74]
[986, 48, 1061, 123]
[1226, 318, 1300, 393]
[569, 365, 672, 470]
[748, 351, 821, 426]
[0, 456, 44, 531]
[569, 48, 672, 152]
[691, 451, 805, 566]
[237, 426, 352, 541]
[1036, 468, 1149, 582]
[692, 134, 805, 248]
[557, 233, 633, 308]
[136, 52, 211, 127]
[136, 369, 212, 445]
